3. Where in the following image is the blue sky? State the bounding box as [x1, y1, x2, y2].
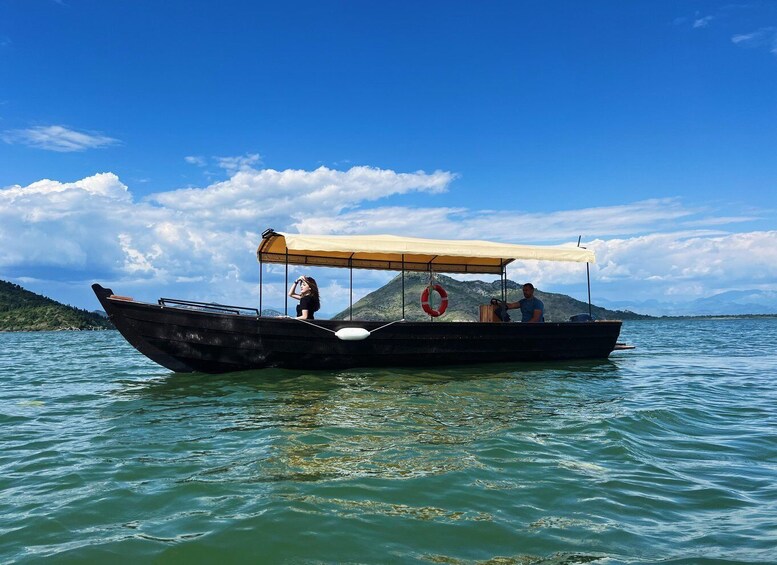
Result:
[1, 0, 777, 316]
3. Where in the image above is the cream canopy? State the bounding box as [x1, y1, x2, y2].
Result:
[257, 230, 595, 275]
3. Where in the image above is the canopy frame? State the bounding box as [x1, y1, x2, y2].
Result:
[257, 228, 596, 319]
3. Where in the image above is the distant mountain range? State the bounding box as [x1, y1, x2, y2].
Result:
[3, 276, 771, 332]
[331, 273, 650, 322]
[0, 280, 113, 331]
[598, 289, 777, 317]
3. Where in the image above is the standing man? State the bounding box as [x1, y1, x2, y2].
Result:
[506, 283, 545, 323]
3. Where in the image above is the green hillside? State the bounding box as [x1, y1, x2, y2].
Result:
[332, 272, 649, 322]
[0, 280, 113, 331]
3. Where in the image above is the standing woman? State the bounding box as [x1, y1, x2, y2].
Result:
[288, 275, 321, 319]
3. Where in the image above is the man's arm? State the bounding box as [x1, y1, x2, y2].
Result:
[527, 309, 542, 323]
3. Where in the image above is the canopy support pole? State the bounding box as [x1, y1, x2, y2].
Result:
[349, 253, 354, 321]
[401, 254, 406, 319]
[284, 249, 289, 316]
[578, 236, 592, 317]
[501, 264, 507, 304]
[259, 252, 263, 316]
[427, 263, 434, 321]
[587, 263, 592, 317]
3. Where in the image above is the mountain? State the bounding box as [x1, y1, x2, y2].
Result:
[260, 308, 284, 317]
[685, 290, 777, 316]
[599, 289, 777, 317]
[331, 273, 650, 322]
[0, 280, 114, 331]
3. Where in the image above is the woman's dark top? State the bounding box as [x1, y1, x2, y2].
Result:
[296, 295, 317, 319]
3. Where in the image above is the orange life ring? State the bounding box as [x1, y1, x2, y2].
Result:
[421, 284, 448, 317]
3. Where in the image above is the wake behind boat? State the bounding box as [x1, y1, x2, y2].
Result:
[93, 229, 624, 373]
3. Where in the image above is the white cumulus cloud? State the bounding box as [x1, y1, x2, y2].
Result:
[149, 165, 455, 227]
[1, 166, 775, 313]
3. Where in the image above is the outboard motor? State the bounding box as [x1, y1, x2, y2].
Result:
[570, 313, 596, 322]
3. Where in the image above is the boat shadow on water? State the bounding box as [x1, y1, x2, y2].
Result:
[118, 357, 622, 400]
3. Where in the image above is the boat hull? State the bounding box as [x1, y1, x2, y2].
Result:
[93, 284, 623, 373]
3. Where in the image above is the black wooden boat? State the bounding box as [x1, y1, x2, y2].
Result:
[93, 229, 624, 373]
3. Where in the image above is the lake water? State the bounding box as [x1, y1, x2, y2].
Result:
[1, 319, 776, 564]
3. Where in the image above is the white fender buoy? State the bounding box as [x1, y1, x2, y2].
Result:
[335, 327, 371, 341]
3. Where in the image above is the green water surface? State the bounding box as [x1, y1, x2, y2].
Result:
[1, 319, 776, 563]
